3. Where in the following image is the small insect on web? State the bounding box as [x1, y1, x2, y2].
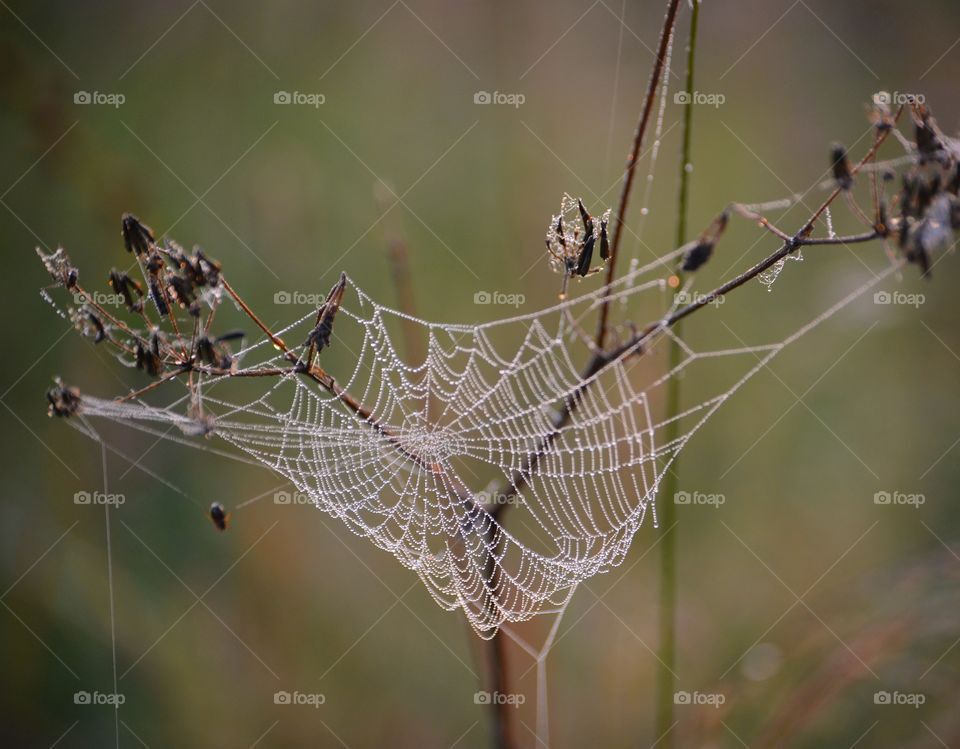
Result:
[37, 98, 958, 637]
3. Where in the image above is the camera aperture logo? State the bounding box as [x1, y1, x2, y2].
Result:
[274, 690, 326, 708]
[674, 690, 726, 708]
[675, 490, 725, 508]
[675, 290, 724, 308]
[674, 90, 725, 108]
[274, 290, 328, 306]
[74, 490, 125, 507]
[874, 690, 925, 708]
[74, 91, 125, 108]
[474, 690, 525, 707]
[873, 290, 925, 308]
[274, 490, 312, 505]
[475, 490, 523, 507]
[873, 490, 925, 508]
[874, 91, 925, 107]
[74, 690, 126, 707]
[474, 290, 525, 308]
[473, 91, 525, 108]
[74, 290, 125, 307]
[274, 91, 325, 108]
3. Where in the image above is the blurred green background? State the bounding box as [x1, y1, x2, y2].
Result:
[2, 0, 959, 746]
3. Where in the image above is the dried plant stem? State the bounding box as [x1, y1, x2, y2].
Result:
[656, 2, 699, 745]
[596, 0, 683, 349]
[487, 4, 681, 744]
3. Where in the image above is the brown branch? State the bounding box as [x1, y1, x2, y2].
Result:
[595, 0, 683, 349]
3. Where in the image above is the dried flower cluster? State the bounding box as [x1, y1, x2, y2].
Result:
[544, 195, 611, 282]
[886, 101, 960, 275]
[37, 214, 244, 420]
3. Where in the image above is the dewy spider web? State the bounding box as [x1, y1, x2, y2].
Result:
[68, 248, 903, 638]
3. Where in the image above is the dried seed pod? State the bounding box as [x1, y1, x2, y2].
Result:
[305, 273, 348, 356]
[196, 334, 235, 370]
[108, 268, 143, 312]
[876, 199, 890, 237]
[121, 213, 155, 255]
[680, 211, 728, 272]
[577, 199, 594, 239]
[575, 233, 596, 277]
[37, 247, 78, 290]
[599, 218, 610, 260]
[209, 502, 230, 531]
[830, 143, 853, 191]
[912, 104, 940, 162]
[86, 311, 106, 343]
[555, 216, 567, 248]
[46, 379, 81, 417]
[195, 335, 217, 366]
[167, 272, 195, 309]
[194, 249, 221, 287]
[135, 332, 163, 376]
[215, 330, 245, 344]
[147, 275, 169, 316]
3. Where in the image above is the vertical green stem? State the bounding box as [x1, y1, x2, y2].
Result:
[655, 1, 699, 745]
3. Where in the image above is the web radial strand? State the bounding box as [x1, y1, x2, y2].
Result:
[71, 252, 902, 636]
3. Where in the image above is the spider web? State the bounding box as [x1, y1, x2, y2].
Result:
[69, 248, 902, 638]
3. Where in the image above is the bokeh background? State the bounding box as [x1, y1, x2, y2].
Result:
[2, 1, 959, 747]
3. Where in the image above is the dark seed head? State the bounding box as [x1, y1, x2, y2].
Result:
[37, 247, 79, 290]
[576, 234, 596, 277]
[830, 143, 853, 191]
[577, 198, 594, 238]
[209, 502, 229, 531]
[681, 211, 728, 273]
[680, 241, 713, 272]
[306, 273, 348, 355]
[46, 379, 81, 418]
[599, 219, 610, 260]
[121, 213, 155, 255]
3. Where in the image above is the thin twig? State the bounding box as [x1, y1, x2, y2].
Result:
[596, 0, 683, 349]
